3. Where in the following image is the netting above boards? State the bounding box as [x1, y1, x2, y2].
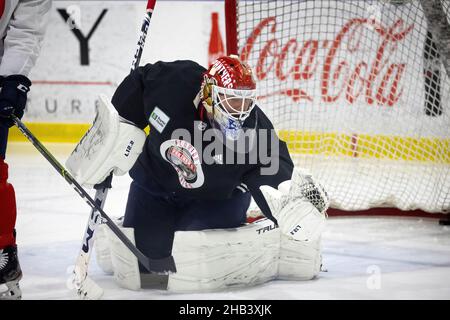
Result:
[227, 0, 450, 213]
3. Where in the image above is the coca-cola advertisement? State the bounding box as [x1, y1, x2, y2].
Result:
[237, 1, 449, 137]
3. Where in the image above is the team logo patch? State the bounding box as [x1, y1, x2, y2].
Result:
[149, 106, 170, 133]
[160, 139, 204, 189]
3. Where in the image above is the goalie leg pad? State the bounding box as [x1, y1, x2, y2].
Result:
[94, 223, 114, 274]
[167, 218, 280, 293]
[278, 235, 322, 281]
[106, 223, 141, 291]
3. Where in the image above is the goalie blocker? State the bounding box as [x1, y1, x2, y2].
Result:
[66, 94, 146, 188]
[94, 216, 322, 292]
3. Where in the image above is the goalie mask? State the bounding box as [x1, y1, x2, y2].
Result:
[201, 55, 258, 143]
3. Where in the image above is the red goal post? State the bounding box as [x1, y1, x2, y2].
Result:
[225, 0, 450, 220]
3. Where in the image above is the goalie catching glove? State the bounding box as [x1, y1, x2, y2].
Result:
[260, 168, 329, 242]
[66, 94, 146, 188]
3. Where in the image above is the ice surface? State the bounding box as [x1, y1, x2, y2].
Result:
[3, 143, 450, 300]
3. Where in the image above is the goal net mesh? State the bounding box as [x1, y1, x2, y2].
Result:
[230, 0, 450, 213]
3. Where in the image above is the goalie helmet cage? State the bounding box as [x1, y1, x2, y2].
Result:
[225, 0, 450, 221]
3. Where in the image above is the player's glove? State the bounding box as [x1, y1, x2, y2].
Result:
[0, 75, 31, 128]
[260, 168, 329, 242]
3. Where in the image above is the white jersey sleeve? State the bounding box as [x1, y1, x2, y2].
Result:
[0, 0, 52, 76]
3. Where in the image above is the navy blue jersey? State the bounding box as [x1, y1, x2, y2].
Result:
[111, 60, 294, 221]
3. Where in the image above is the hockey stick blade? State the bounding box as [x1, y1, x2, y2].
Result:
[142, 255, 176, 274]
[75, 275, 104, 300]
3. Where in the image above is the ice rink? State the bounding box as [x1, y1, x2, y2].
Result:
[3, 142, 450, 300]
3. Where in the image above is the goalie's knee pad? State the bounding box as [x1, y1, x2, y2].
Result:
[167, 218, 280, 293]
[278, 235, 322, 280]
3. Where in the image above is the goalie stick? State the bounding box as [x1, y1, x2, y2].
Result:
[70, 0, 170, 299]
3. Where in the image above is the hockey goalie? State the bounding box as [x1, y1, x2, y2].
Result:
[66, 55, 329, 293]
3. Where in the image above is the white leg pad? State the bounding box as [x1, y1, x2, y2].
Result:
[168, 218, 280, 293]
[98, 217, 322, 293]
[94, 224, 113, 274]
[278, 235, 322, 280]
[107, 225, 141, 291]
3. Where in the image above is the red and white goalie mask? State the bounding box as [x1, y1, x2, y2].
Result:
[201, 55, 257, 142]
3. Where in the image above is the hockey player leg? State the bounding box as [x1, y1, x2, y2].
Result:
[106, 179, 177, 291]
[0, 154, 22, 300]
[168, 218, 280, 292]
[100, 221, 170, 291]
[0, 134, 17, 252]
[0, 159, 17, 251]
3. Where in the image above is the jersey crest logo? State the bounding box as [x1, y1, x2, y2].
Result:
[149, 106, 170, 133]
[160, 139, 205, 189]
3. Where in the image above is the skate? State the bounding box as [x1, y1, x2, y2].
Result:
[0, 246, 23, 300]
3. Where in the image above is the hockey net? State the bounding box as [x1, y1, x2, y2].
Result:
[225, 0, 450, 216]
